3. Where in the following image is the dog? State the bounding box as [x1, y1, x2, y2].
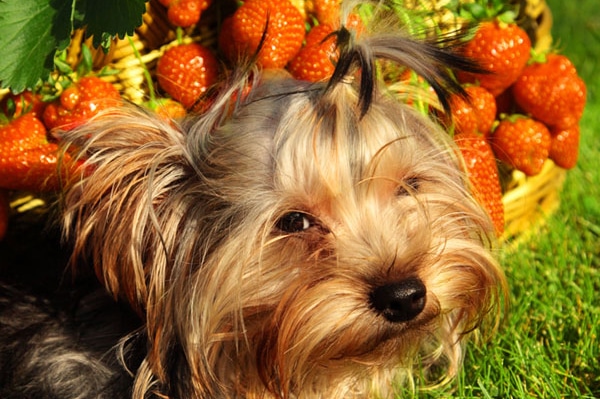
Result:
[0, 5, 506, 398]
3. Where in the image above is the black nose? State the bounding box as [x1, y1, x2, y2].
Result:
[369, 278, 426, 323]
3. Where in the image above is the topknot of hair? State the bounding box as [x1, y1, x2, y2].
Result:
[322, 0, 485, 118]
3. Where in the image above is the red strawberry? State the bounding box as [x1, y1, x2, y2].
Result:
[446, 92, 479, 135]
[0, 189, 9, 241]
[491, 116, 551, 176]
[467, 86, 497, 135]
[145, 98, 187, 121]
[549, 125, 579, 169]
[1, 91, 45, 119]
[454, 132, 504, 235]
[457, 21, 531, 96]
[0, 113, 75, 191]
[157, 43, 219, 110]
[43, 76, 122, 131]
[288, 24, 337, 82]
[512, 54, 587, 130]
[166, 0, 211, 28]
[445, 85, 497, 136]
[310, 0, 340, 26]
[221, 0, 305, 69]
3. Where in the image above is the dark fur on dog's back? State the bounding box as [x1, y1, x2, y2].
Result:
[0, 282, 138, 399]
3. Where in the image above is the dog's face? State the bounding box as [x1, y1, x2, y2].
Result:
[179, 78, 502, 396]
[62, 75, 503, 398]
[60, 26, 505, 397]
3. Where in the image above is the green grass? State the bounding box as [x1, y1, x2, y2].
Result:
[404, 1, 600, 397]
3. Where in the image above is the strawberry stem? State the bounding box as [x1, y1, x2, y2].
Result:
[76, 45, 94, 77]
[528, 47, 548, 65]
[176, 27, 184, 45]
[457, 0, 518, 23]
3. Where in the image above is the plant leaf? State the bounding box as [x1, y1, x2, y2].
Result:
[0, 0, 74, 93]
[81, 0, 147, 48]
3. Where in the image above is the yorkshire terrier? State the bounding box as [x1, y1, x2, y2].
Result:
[0, 4, 505, 398]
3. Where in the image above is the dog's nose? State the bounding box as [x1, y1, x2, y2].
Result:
[369, 278, 426, 323]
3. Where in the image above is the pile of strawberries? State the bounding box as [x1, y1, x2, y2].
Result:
[0, 0, 588, 239]
[0, 73, 125, 238]
[448, 17, 586, 235]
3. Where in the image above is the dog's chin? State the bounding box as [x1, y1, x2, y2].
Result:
[245, 308, 447, 398]
[243, 280, 445, 388]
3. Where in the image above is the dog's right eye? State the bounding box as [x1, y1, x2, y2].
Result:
[396, 177, 421, 196]
[276, 212, 312, 233]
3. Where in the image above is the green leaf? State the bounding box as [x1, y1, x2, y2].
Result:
[497, 10, 517, 25]
[0, 0, 75, 93]
[80, 0, 147, 48]
[76, 43, 94, 76]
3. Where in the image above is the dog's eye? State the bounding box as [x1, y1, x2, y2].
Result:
[396, 177, 420, 196]
[276, 212, 313, 233]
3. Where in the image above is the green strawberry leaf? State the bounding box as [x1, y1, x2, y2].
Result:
[0, 0, 74, 93]
[0, 0, 146, 94]
[496, 10, 517, 25]
[79, 0, 147, 48]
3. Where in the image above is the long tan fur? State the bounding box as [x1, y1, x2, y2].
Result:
[59, 2, 506, 398]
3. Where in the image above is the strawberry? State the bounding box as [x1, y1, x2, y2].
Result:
[446, 91, 479, 135]
[288, 24, 337, 82]
[221, 0, 305, 69]
[454, 132, 504, 235]
[43, 76, 122, 131]
[0, 189, 9, 241]
[445, 85, 497, 136]
[145, 98, 187, 121]
[309, 0, 340, 26]
[0, 113, 74, 191]
[490, 116, 551, 176]
[549, 125, 579, 170]
[466, 86, 497, 136]
[512, 54, 587, 130]
[306, 0, 363, 31]
[165, 0, 211, 28]
[1, 91, 45, 119]
[457, 21, 531, 96]
[157, 43, 219, 110]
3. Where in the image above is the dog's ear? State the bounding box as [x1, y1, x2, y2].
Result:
[59, 106, 195, 314]
[58, 60, 263, 314]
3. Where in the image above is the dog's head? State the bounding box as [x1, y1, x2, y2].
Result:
[60, 12, 505, 399]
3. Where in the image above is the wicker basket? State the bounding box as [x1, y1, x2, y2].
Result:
[1, 0, 566, 243]
[502, 159, 566, 240]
